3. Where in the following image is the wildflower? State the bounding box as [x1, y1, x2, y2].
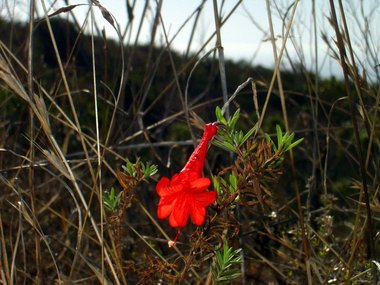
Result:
[156, 123, 218, 246]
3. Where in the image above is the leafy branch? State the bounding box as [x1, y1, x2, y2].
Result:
[122, 158, 158, 179]
[214, 106, 256, 154]
[103, 187, 122, 213]
[212, 239, 242, 284]
[213, 174, 240, 206]
[265, 125, 304, 156]
[103, 158, 157, 213]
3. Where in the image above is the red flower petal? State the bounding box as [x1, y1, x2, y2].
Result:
[155, 123, 219, 233]
[156, 176, 169, 191]
[156, 177, 183, 197]
[157, 203, 173, 219]
[157, 196, 176, 219]
[170, 173, 183, 185]
[169, 193, 189, 228]
[189, 204, 206, 225]
[171, 172, 193, 185]
[192, 190, 217, 207]
[189, 177, 211, 192]
[181, 124, 218, 177]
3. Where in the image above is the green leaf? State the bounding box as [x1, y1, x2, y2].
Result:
[228, 109, 240, 130]
[123, 159, 136, 177]
[265, 133, 277, 151]
[220, 177, 228, 188]
[267, 126, 303, 155]
[285, 137, 304, 152]
[229, 174, 238, 191]
[222, 141, 237, 153]
[141, 162, 146, 173]
[109, 187, 115, 200]
[281, 132, 289, 147]
[215, 106, 227, 125]
[213, 177, 222, 196]
[103, 187, 122, 212]
[241, 125, 257, 145]
[142, 161, 158, 178]
[149, 164, 158, 176]
[276, 124, 283, 147]
[212, 239, 242, 284]
[287, 132, 295, 143]
[213, 140, 236, 153]
[264, 133, 272, 144]
[237, 130, 244, 145]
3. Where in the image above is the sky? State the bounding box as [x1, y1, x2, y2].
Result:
[2, 0, 380, 80]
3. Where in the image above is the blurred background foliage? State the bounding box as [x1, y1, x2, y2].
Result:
[0, 2, 379, 282]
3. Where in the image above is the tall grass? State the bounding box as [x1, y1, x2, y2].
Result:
[0, 0, 379, 284]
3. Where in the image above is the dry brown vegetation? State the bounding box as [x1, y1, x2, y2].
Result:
[0, 0, 379, 284]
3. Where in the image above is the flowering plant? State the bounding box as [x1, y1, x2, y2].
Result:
[104, 107, 304, 283]
[156, 123, 218, 246]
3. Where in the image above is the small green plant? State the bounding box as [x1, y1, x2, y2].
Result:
[212, 239, 242, 284]
[103, 187, 122, 213]
[213, 174, 240, 205]
[103, 159, 157, 213]
[265, 124, 304, 155]
[214, 106, 303, 169]
[141, 161, 158, 178]
[213, 174, 237, 196]
[121, 158, 158, 179]
[214, 107, 256, 153]
[122, 159, 139, 177]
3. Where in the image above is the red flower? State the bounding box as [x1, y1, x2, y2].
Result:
[156, 123, 218, 246]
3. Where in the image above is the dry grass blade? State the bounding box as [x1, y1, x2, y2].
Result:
[45, 4, 85, 19]
[41, 149, 71, 180]
[0, 213, 11, 284]
[213, 0, 233, 119]
[0, 55, 29, 102]
[3, 184, 62, 283]
[0, 0, 379, 283]
[328, 2, 375, 281]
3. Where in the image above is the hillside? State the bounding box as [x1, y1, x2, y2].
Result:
[0, 10, 379, 284]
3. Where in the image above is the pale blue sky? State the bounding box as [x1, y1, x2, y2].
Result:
[3, 0, 380, 80]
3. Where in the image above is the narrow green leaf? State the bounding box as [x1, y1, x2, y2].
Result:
[288, 132, 295, 142]
[285, 137, 304, 152]
[213, 140, 236, 152]
[264, 133, 272, 144]
[126, 160, 133, 176]
[223, 242, 230, 264]
[141, 162, 146, 173]
[149, 165, 158, 176]
[114, 196, 121, 211]
[241, 125, 257, 145]
[215, 106, 227, 125]
[276, 125, 283, 147]
[265, 133, 277, 151]
[103, 187, 122, 212]
[220, 177, 228, 188]
[229, 174, 237, 191]
[109, 187, 115, 201]
[228, 109, 240, 130]
[213, 177, 222, 196]
[237, 130, 244, 145]
[281, 132, 289, 147]
[218, 272, 241, 281]
[216, 251, 224, 267]
[281, 135, 291, 152]
[213, 238, 242, 284]
[222, 141, 237, 152]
